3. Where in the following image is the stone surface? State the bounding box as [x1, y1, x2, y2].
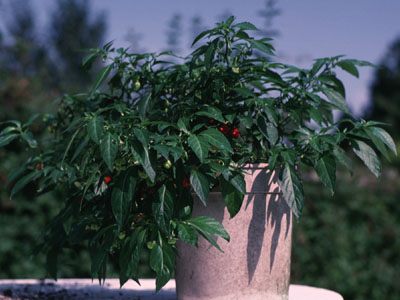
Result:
[0, 279, 344, 300]
[175, 164, 292, 300]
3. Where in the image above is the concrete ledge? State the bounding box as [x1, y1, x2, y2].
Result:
[0, 279, 343, 300]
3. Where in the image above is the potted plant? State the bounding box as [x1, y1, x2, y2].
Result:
[0, 17, 396, 299]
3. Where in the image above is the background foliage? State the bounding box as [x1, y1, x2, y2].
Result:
[0, 1, 399, 300]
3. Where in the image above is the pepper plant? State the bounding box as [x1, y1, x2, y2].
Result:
[0, 17, 396, 290]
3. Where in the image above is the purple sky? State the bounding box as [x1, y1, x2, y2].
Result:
[9, 0, 400, 116]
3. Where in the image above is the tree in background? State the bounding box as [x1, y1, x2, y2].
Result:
[367, 36, 400, 140]
[125, 27, 145, 53]
[189, 15, 206, 47]
[0, 0, 50, 121]
[165, 13, 183, 55]
[257, 0, 281, 38]
[0, 0, 107, 278]
[49, 0, 107, 91]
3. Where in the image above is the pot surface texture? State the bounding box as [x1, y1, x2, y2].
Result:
[176, 164, 292, 300]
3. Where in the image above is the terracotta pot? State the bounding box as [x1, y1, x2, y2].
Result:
[175, 164, 292, 300]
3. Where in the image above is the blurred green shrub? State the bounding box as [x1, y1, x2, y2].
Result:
[292, 163, 400, 300]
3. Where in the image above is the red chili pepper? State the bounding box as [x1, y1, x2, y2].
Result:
[231, 128, 240, 139]
[104, 176, 111, 184]
[134, 214, 145, 222]
[37, 164, 42, 171]
[183, 177, 190, 188]
[218, 124, 229, 135]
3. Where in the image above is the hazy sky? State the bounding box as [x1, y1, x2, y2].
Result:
[9, 0, 400, 116]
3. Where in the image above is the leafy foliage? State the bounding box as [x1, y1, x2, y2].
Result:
[292, 165, 400, 300]
[367, 36, 400, 141]
[0, 17, 395, 289]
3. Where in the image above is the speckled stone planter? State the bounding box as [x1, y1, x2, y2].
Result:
[176, 164, 292, 300]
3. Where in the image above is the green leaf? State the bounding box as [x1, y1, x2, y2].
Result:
[337, 60, 359, 78]
[268, 151, 279, 170]
[248, 39, 275, 55]
[233, 87, 256, 98]
[309, 108, 324, 125]
[133, 128, 150, 147]
[61, 128, 81, 165]
[188, 134, 208, 163]
[310, 59, 325, 76]
[82, 52, 98, 68]
[152, 185, 174, 234]
[131, 141, 145, 166]
[204, 40, 216, 70]
[192, 29, 213, 46]
[189, 216, 230, 242]
[177, 223, 198, 246]
[233, 21, 258, 31]
[264, 106, 278, 126]
[333, 146, 353, 175]
[348, 59, 375, 67]
[119, 231, 139, 286]
[71, 136, 89, 163]
[177, 117, 189, 133]
[87, 116, 104, 144]
[279, 164, 304, 218]
[162, 243, 175, 270]
[353, 140, 381, 179]
[257, 115, 278, 145]
[199, 128, 233, 153]
[150, 244, 163, 273]
[369, 127, 397, 156]
[319, 75, 346, 97]
[321, 87, 349, 113]
[111, 169, 136, 228]
[155, 265, 171, 292]
[91, 64, 112, 94]
[6, 162, 29, 186]
[119, 229, 146, 287]
[10, 171, 42, 199]
[153, 144, 183, 161]
[0, 126, 18, 136]
[195, 106, 225, 123]
[238, 116, 253, 128]
[100, 132, 118, 172]
[315, 154, 336, 195]
[220, 177, 244, 218]
[132, 141, 157, 182]
[363, 127, 390, 161]
[144, 149, 157, 182]
[138, 93, 152, 121]
[1, 120, 21, 128]
[224, 15, 235, 26]
[229, 173, 246, 195]
[190, 170, 209, 206]
[0, 133, 19, 147]
[150, 241, 174, 291]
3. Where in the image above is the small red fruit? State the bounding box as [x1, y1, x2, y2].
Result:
[37, 164, 42, 171]
[211, 146, 217, 151]
[231, 128, 240, 139]
[218, 124, 229, 135]
[209, 119, 215, 124]
[134, 213, 145, 222]
[183, 177, 190, 188]
[104, 176, 111, 184]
